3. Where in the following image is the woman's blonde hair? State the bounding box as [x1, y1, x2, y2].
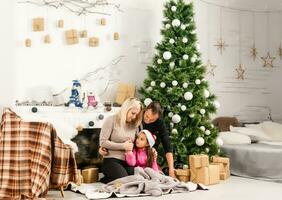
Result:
[116, 97, 143, 128]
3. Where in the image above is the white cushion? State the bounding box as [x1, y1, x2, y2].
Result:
[261, 121, 282, 141]
[219, 131, 251, 145]
[230, 126, 272, 142]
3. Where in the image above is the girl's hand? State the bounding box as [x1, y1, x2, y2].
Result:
[152, 148, 158, 160]
[99, 147, 109, 156]
[123, 140, 133, 151]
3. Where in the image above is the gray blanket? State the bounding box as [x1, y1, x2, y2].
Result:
[85, 167, 207, 199]
[221, 143, 282, 183]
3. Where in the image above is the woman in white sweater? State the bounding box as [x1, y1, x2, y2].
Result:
[99, 98, 143, 183]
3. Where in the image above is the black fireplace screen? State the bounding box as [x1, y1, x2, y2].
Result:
[71, 128, 103, 170]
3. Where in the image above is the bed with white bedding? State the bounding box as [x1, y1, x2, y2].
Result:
[221, 143, 282, 183]
[219, 121, 282, 183]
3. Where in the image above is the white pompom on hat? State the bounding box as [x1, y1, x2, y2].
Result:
[139, 129, 156, 147]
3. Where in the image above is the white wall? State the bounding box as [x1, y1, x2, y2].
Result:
[1, 0, 282, 122]
[0, 1, 16, 106]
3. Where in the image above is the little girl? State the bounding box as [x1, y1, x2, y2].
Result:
[125, 129, 159, 171]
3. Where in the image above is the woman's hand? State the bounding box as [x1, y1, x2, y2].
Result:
[123, 140, 133, 151]
[98, 147, 109, 156]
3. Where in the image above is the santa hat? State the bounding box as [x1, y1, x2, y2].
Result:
[139, 129, 156, 148]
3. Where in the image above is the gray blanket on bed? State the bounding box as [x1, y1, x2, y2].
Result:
[221, 143, 282, 183]
[99, 167, 207, 197]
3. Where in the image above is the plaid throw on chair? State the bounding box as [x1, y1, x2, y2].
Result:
[0, 109, 78, 199]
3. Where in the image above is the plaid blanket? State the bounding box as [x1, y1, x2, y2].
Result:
[0, 109, 78, 199]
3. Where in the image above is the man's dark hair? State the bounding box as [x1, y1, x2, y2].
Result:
[146, 101, 163, 116]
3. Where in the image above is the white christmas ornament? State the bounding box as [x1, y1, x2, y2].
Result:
[204, 89, 210, 98]
[165, 24, 171, 29]
[195, 79, 201, 85]
[205, 130, 211, 135]
[172, 19, 181, 27]
[168, 112, 174, 118]
[177, 103, 181, 107]
[196, 137, 205, 146]
[213, 101, 220, 109]
[211, 124, 214, 128]
[170, 122, 174, 127]
[163, 51, 172, 60]
[216, 138, 224, 146]
[169, 39, 175, 44]
[200, 126, 206, 131]
[150, 81, 156, 87]
[183, 82, 188, 88]
[196, 43, 201, 50]
[146, 87, 152, 92]
[157, 59, 162, 64]
[171, 6, 177, 12]
[182, 37, 188, 43]
[183, 54, 189, 60]
[191, 30, 196, 34]
[152, 65, 156, 69]
[144, 98, 152, 106]
[200, 109, 206, 115]
[205, 147, 210, 153]
[184, 92, 193, 100]
[181, 24, 186, 30]
[191, 57, 196, 63]
[172, 129, 178, 134]
[169, 62, 175, 67]
[205, 102, 209, 107]
[172, 80, 178, 86]
[202, 78, 207, 82]
[189, 113, 195, 118]
[181, 105, 187, 111]
[160, 82, 166, 88]
[172, 114, 181, 123]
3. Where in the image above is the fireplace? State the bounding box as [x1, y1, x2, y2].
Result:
[71, 128, 103, 170]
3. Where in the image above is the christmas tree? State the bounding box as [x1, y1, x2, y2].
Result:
[140, 0, 222, 164]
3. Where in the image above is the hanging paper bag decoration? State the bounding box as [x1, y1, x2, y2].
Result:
[25, 38, 32, 47]
[80, 30, 88, 38]
[113, 32, 120, 40]
[100, 18, 106, 26]
[89, 37, 99, 47]
[44, 34, 51, 44]
[33, 17, 44, 32]
[58, 19, 64, 28]
[65, 29, 79, 45]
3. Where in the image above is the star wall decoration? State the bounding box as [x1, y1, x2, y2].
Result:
[278, 44, 282, 60]
[250, 44, 258, 61]
[205, 59, 217, 76]
[214, 38, 228, 54]
[261, 52, 275, 68]
[235, 64, 245, 80]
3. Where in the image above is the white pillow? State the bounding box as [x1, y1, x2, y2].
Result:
[219, 131, 251, 145]
[230, 126, 272, 142]
[261, 121, 282, 141]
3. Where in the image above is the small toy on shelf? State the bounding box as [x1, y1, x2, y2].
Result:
[83, 91, 98, 109]
[67, 80, 83, 108]
[104, 102, 112, 111]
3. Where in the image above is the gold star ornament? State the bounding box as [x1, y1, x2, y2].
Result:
[261, 52, 275, 68]
[250, 44, 258, 61]
[214, 38, 228, 54]
[205, 59, 217, 76]
[235, 64, 245, 80]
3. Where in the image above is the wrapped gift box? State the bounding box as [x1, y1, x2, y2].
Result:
[212, 156, 230, 180]
[189, 154, 209, 185]
[189, 154, 209, 169]
[175, 169, 190, 183]
[208, 164, 220, 185]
